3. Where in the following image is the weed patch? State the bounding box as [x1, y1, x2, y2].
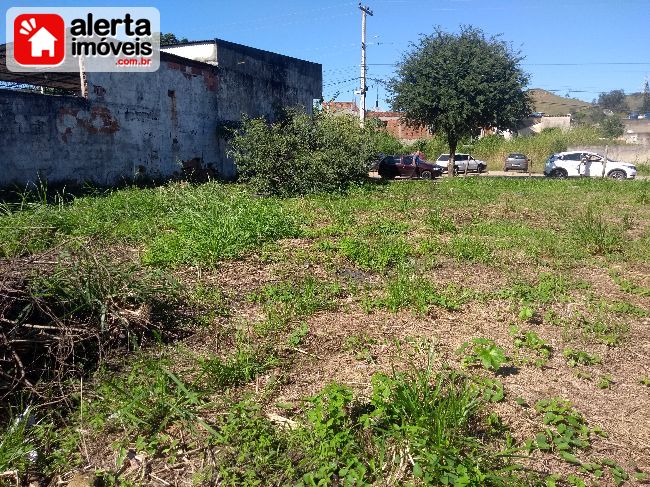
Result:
[578, 315, 629, 346]
[512, 329, 552, 367]
[250, 277, 344, 333]
[446, 235, 492, 263]
[572, 208, 623, 255]
[563, 348, 601, 367]
[609, 270, 650, 297]
[338, 237, 411, 272]
[366, 272, 469, 313]
[458, 338, 507, 371]
[499, 272, 579, 305]
[425, 211, 457, 233]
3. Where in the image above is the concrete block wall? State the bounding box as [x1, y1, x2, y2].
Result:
[0, 40, 322, 187]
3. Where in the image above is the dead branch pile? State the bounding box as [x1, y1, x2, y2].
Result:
[0, 248, 181, 401]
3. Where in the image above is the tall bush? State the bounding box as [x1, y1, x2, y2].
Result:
[228, 109, 385, 196]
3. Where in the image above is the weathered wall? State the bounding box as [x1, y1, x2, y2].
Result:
[0, 56, 222, 186]
[1, 40, 322, 187]
[567, 145, 650, 164]
[214, 39, 321, 121]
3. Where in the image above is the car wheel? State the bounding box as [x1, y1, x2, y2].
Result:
[503, 167, 508, 172]
[420, 170, 432, 180]
[549, 168, 568, 179]
[608, 169, 626, 180]
[453, 166, 459, 176]
[478, 164, 486, 173]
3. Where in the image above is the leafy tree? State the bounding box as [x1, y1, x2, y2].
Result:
[596, 90, 628, 112]
[641, 80, 650, 113]
[388, 26, 531, 175]
[228, 109, 380, 196]
[160, 33, 189, 46]
[572, 106, 606, 127]
[600, 116, 624, 138]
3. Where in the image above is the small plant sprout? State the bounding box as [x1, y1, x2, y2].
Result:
[458, 338, 507, 371]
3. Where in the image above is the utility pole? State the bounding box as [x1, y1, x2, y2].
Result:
[358, 3, 373, 125]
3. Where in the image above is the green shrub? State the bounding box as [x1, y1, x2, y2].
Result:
[228, 109, 381, 196]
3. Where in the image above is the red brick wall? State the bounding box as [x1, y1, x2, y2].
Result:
[367, 112, 431, 141]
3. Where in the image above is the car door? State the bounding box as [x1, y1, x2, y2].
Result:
[398, 155, 417, 178]
[468, 156, 478, 171]
[560, 152, 582, 176]
[584, 153, 604, 177]
[456, 154, 468, 172]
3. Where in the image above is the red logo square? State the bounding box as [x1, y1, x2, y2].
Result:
[13, 14, 65, 66]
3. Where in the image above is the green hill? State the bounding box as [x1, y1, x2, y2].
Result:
[528, 88, 592, 116]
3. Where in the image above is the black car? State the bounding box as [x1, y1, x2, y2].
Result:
[377, 154, 444, 180]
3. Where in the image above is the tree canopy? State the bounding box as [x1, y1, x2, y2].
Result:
[596, 90, 628, 113]
[388, 26, 531, 173]
[160, 33, 189, 46]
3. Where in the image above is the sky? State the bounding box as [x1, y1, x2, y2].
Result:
[4, 0, 650, 110]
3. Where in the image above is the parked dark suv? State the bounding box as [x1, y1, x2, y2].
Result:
[377, 154, 444, 180]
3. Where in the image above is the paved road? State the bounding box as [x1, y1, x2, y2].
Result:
[369, 170, 648, 180]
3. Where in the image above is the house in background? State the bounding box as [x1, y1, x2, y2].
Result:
[322, 101, 431, 142]
[622, 119, 650, 145]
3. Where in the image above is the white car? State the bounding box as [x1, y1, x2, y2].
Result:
[544, 151, 637, 180]
[436, 154, 487, 174]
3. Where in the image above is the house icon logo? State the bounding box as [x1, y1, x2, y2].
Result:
[13, 14, 65, 66]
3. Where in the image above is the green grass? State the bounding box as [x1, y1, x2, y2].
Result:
[338, 236, 412, 271]
[202, 367, 528, 486]
[365, 272, 471, 313]
[0, 183, 300, 266]
[2, 174, 649, 485]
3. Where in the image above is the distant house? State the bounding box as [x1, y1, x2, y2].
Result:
[322, 101, 359, 116]
[322, 101, 431, 142]
[29, 27, 57, 57]
[622, 119, 650, 145]
[366, 111, 431, 141]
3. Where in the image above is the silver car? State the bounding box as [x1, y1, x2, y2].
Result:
[504, 153, 529, 172]
[436, 154, 487, 174]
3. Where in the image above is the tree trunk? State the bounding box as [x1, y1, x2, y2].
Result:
[447, 136, 457, 177]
